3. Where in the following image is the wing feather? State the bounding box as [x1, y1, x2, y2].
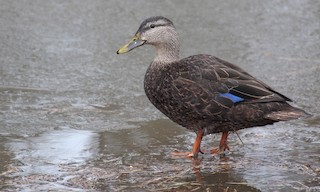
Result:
[167, 54, 290, 117]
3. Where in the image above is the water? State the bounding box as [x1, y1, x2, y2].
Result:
[0, 0, 319, 191]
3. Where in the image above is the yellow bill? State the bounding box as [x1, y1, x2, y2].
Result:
[117, 33, 145, 54]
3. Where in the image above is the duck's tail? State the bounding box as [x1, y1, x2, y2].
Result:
[265, 105, 311, 121]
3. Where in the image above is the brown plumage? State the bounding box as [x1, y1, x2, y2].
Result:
[117, 16, 309, 158]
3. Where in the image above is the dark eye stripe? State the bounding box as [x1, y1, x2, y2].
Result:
[147, 23, 167, 29]
[138, 23, 171, 34]
[150, 23, 166, 29]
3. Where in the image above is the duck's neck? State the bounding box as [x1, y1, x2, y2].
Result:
[153, 35, 180, 64]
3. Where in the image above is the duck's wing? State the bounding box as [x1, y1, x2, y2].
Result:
[170, 55, 290, 115]
[213, 56, 292, 102]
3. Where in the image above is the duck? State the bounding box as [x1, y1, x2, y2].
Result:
[117, 16, 309, 158]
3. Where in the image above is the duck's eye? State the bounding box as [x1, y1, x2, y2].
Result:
[150, 24, 155, 28]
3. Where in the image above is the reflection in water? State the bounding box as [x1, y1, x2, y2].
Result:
[7, 128, 98, 173]
[0, 120, 318, 191]
[91, 119, 319, 191]
[92, 120, 262, 191]
[1, 128, 99, 191]
[190, 158, 261, 192]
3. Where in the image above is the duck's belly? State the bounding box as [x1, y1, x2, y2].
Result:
[146, 93, 276, 134]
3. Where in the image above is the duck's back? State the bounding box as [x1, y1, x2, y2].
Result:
[144, 54, 308, 134]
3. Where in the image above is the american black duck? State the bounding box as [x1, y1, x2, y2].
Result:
[117, 16, 309, 158]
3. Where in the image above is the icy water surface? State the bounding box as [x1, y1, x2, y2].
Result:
[0, 0, 319, 191]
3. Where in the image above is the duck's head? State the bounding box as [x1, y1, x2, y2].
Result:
[117, 16, 180, 63]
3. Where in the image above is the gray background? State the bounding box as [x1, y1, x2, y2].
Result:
[0, 0, 319, 191]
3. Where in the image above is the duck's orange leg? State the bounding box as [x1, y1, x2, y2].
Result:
[210, 131, 230, 155]
[172, 128, 204, 158]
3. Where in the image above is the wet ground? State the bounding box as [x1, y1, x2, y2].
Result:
[0, 0, 320, 191]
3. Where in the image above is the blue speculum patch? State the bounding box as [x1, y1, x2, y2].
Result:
[219, 93, 244, 103]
